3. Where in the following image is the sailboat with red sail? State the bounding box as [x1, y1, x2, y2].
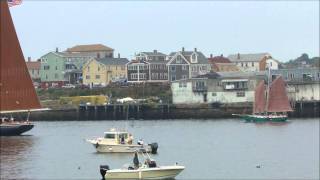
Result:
[236, 75, 293, 122]
[0, 0, 43, 135]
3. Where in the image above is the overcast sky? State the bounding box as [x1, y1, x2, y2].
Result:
[10, 1, 319, 62]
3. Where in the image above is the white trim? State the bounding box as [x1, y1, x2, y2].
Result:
[167, 52, 190, 65]
[1, 108, 51, 114]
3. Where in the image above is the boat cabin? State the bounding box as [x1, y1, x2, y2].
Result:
[100, 129, 133, 145]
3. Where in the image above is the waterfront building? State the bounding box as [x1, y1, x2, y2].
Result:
[171, 71, 265, 104]
[40, 49, 93, 88]
[26, 57, 41, 82]
[228, 53, 280, 72]
[66, 44, 114, 58]
[127, 50, 168, 83]
[167, 48, 211, 82]
[270, 68, 320, 102]
[82, 56, 129, 87]
[208, 54, 239, 72]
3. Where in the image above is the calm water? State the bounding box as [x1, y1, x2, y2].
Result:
[1, 119, 319, 179]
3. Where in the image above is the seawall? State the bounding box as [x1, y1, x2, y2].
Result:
[26, 101, 320, 121]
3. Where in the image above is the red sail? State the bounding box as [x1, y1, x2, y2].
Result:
[0, 1, 41, 112]
[267, 76, 293, 112]
[253, 80, 266, 114]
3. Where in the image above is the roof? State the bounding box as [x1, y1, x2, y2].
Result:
[96, 57, 129, 65]
[196, 72, 220, 79]
[54, 52, 94, 58]
[217, 71, 266, 78]
[26, 61, 41, 69]
[228, 53, 271, 62]
[208, 56, 231, 64]
[66, 44, 114, 52]
[169, 50, 209, 64]
[140, 51, 166, 56]
[214, 63, 239, 72]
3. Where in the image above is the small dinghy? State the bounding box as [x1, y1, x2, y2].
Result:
[87, 128, 158, 154]
[100, 152, 185, 180]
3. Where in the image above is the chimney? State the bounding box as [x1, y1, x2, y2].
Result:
[194, 48, 197, 52]
[221, 54, 223, 57]
[153, 50, 157, 54]
[55, 47, 59, 52]
[97, 53, 101, 58]
[210, 54, 213, 58]
[237, 53, 240, 59]
[27, 57, 31, 62]
[182, 47, 185, 52]
[118, 53, 120, 58]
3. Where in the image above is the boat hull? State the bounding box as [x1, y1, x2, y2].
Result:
[236, 114, 287, 123]
[91, 143, 155, 153]
[105, 166, 185, 179]
[0, 123, 34, 136]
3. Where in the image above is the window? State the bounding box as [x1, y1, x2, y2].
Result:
[121, 66, 125, 70]
[98, 67, 100, 71]
[87, 67, 90, 72]
[171, 66, 176, 72]
[104, 134, 115, 139]
[191, 54, 197, 63]
[241, 63, 243, 67]
[182, 65, 188, 70]
[164, 73, 168, 79]
[212, 92, 217, 96]
[55, 66, 58, 70]
[182, 75, 187, 79]
[236, 91, 245, 97]
[176, 56, 182, 63]
[86, 75, 90, 79]
[202, 66, 207, 71]
[32, 69, 34, 74]
[96, 75, 100, 79]
[245, 63, 248, 67]
[45, 74, 48, 79]
[44, 65, 50, 70]
[171, 75, 176, 81]
[252, 62, 254, 67]
[54, 73, 58, 78]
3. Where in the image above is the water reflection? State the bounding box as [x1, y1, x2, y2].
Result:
[0, 136, 36, 179]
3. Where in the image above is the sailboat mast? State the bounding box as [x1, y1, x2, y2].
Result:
[265, 62, 271, 114]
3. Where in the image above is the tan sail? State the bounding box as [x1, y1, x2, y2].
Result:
[253, 80, 266, 114]
[267, 76, 293, 113]
[0, 0, 41, 112]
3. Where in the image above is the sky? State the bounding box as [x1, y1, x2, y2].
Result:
[9, 1, 320, 62]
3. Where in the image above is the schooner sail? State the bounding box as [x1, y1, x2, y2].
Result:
[234, 76, 293, 122]
[0, 0, 42, 135]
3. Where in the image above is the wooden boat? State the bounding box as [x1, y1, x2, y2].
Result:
[99, 152, 184, 179]
[0, 1, 46, 136]
[87, 128, 158, 154]
[234, 68, 293, 122]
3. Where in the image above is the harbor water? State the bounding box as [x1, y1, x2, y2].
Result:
[1, 118, 319, 179]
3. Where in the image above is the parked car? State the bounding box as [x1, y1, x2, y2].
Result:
[62, 84, 76, 88]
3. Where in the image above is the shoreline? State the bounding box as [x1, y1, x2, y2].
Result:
[23, 101, 320, 121]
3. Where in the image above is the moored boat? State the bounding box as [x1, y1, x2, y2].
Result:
[99, 152, 185, 180]
[234, 67, 293, 122]
[87, 128, 158, 154]
[0, 1, 46, 136]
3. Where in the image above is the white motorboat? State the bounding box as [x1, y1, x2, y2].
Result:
[86, 128, 158, 154]
[100, 152, 185, 179]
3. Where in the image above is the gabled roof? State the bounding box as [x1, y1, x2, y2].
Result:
[66, 44, 114, 52]
[96, 57, 129, 66]
[208, 56, 231, 64]
[168, 50, 209, 64]
[139, 51, 166, 56]
[26, 61, 41, 70]
[228, 53, 271, 62]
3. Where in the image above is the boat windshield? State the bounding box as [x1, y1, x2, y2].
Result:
[104, 133, 115, 139]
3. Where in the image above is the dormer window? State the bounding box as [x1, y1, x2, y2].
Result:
[176, 55, 182, 63]
[191, 54, 197, 63]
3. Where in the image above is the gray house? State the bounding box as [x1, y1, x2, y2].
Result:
[167, 48, 211, 81]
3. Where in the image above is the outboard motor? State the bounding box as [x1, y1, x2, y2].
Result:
[149, 143, 158, 154]
[99, 165, 109, 180]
